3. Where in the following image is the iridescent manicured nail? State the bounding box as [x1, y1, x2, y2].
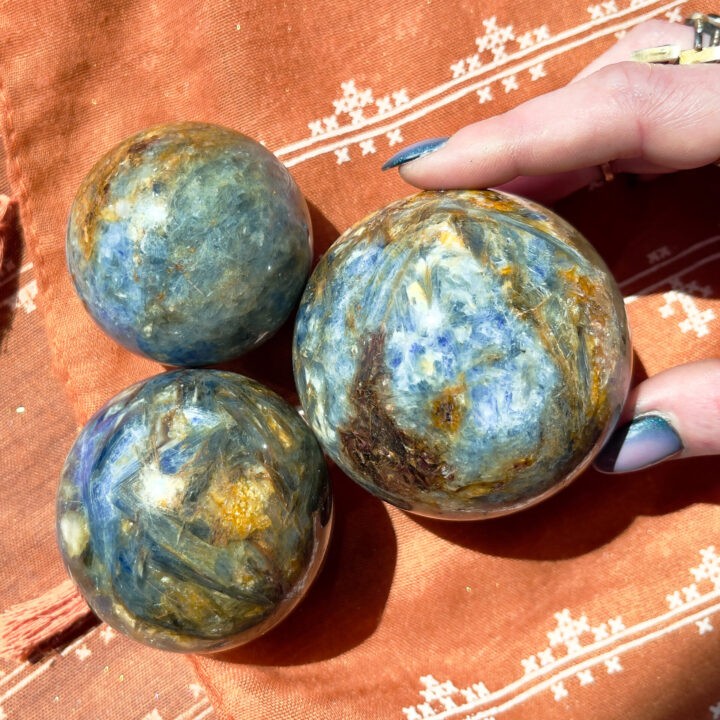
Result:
[594, 413, 683, 473]
[381, 137, 449, 171]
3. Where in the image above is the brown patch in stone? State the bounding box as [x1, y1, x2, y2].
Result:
[69, 125, 199, 263]
[430, 382, 466, 434]
[71, 147, 125, 262]
[345, 305, 356, 333]
[127, 137, 155, 158]
[338, 332, 454, 500]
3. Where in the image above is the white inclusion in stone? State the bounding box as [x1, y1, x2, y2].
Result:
[303, 376, 335, 446]
[59, 511, 90, 558]
[406, 285, 443, 334]
[136, 196, 170, 252]
[141, 196, 169, 227]
[137, 463, 187, 510]
[419, 304, 444, 332]
[404, 256, 446, 332]
[113, 197, 133, 218]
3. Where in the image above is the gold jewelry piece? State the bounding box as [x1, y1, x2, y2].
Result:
[598, 162, 615, 183]
[632, 13, 720, 64]
[631, 44, 681, 63]
[589, 162, 615, 189]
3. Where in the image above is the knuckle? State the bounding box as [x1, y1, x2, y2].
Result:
[590, 62, 657, 150]
[594, 61, 656, 112]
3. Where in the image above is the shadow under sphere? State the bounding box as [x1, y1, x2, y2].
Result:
[214, 466, 397, 666]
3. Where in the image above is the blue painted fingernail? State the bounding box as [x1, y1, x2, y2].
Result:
[594, 413, 683, 473]
[381, 137, 449, 171]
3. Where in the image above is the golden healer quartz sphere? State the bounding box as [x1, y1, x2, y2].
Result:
[293, 190, 632, 519]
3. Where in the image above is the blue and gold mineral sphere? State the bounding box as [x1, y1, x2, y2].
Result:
[56, 370, 332, 653]
[293, 190, 632, 519]
[66, 122, 312, 366]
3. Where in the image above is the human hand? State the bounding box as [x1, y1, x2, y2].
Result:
[382, 19, 720, 473]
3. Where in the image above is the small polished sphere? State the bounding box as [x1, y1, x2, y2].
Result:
[293, 190, 631, 519]
[57, 370, 331, 653]
[67, 122, 312, 366]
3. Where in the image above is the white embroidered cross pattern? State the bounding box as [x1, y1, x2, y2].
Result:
[284, 0, 686, 171]
[401, 547, 720, 719]
[0, 626, 215, 720]
[659, 281, 716, 338]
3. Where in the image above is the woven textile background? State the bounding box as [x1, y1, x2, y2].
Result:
[1, 1, 718, 718]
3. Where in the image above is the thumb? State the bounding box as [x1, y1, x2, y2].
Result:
[594, 359, 720, 473]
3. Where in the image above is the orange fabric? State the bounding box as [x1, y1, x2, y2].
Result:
[1, 1, 719, 719]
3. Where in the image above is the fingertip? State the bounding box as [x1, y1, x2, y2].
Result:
[593, 360, 720, 473]
[381, 137, 449, 172]
[394, 134, 478, 189]
[594, 413, 683, 473]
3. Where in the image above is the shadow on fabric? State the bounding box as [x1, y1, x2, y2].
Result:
[0, 199, 22, 349]
[409, 451, 720, 562]
[556, 163, 720, 304]
[214, 465, 397, 666]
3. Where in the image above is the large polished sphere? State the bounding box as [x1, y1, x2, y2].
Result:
[57, 370, 332, 652]
[67, 122, 312, 366]
[293, 190, 631, 519]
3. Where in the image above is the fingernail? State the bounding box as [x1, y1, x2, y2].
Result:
[381, 137, 449, 171]
[594, 413, 683, 473]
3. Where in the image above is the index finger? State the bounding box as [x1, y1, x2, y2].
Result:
[396, 21, 719, 200]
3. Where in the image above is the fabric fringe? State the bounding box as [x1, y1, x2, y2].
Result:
[0, 195, 97, 662]
[0, 579, 96, 662]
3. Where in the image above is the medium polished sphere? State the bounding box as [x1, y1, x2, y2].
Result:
[57, 370, 331, 652]
[67, 122, 312, 366]
[293, 190, 631, 519]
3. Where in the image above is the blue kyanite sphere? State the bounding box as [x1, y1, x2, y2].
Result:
[67, 122, 312, 366]
[293, 190, 631, 519]
[57, 370, 331, 653]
